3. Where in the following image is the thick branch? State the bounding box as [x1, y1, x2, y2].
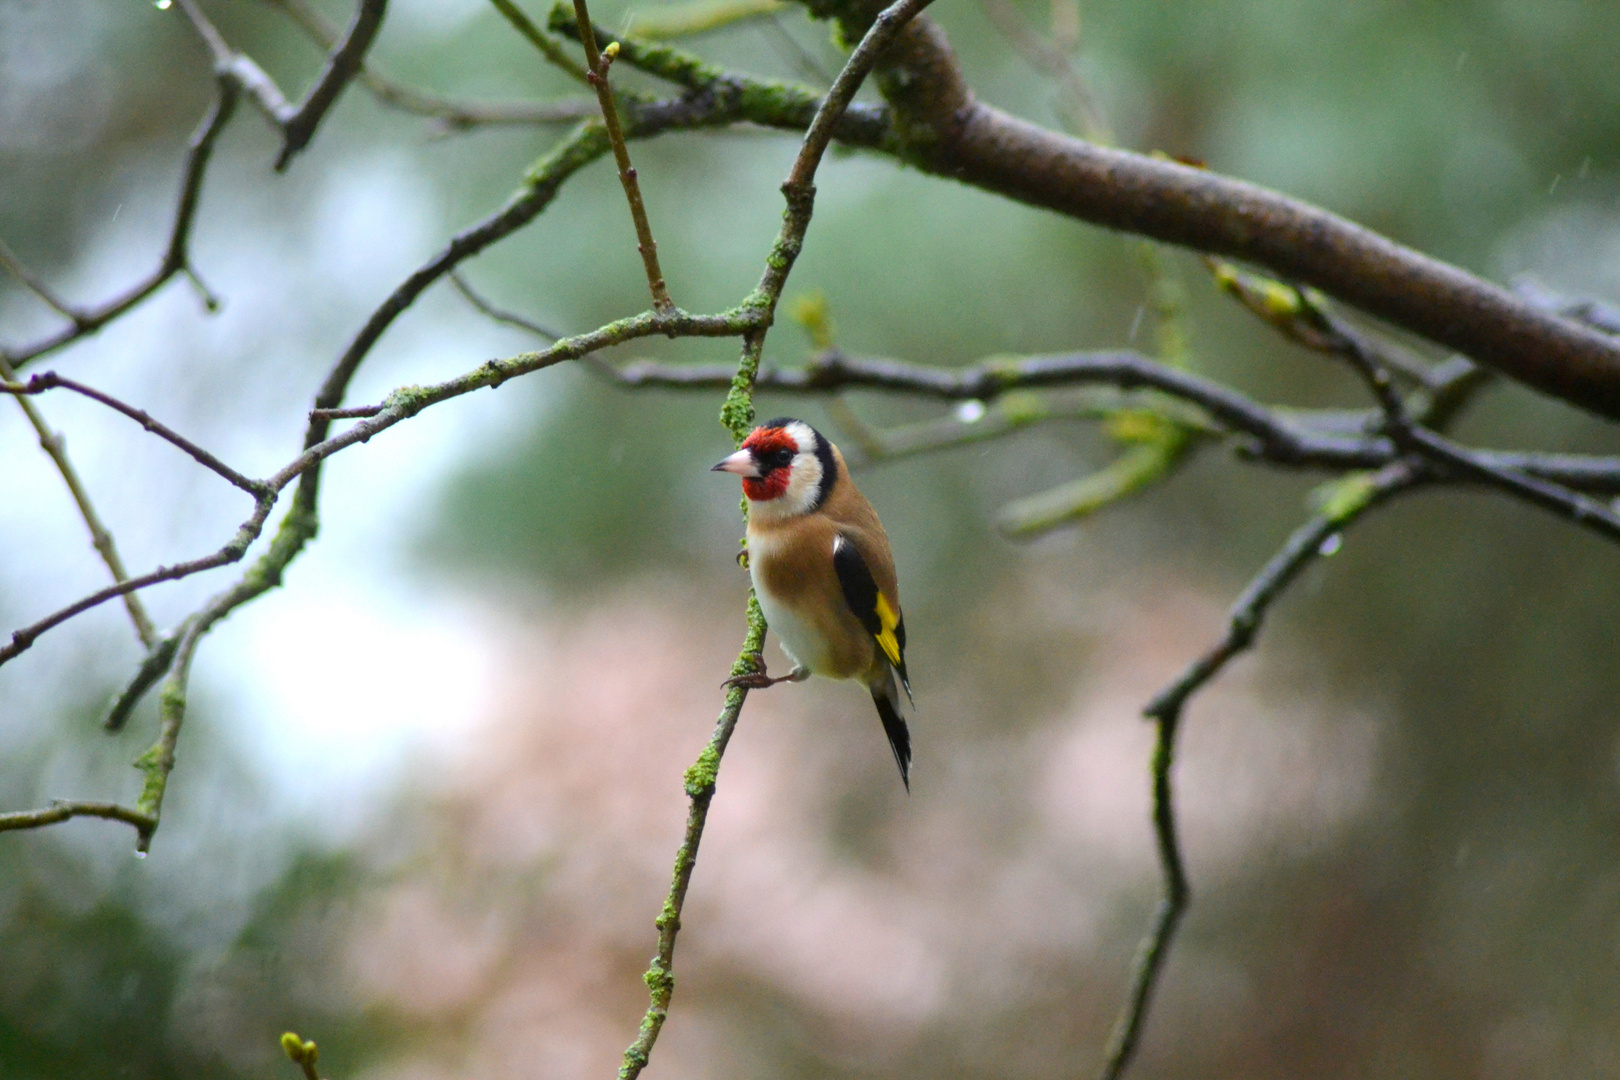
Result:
[793, 7, 1620, 421]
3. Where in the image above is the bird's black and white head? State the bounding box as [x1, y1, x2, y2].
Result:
[711, 417, 839, 520]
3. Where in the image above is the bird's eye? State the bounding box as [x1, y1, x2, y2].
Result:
[761, 448, 795, 471]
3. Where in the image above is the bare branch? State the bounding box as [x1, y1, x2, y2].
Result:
[1, 372, 266, 496]
[798, 6, 1620, 421]
[4, 76, 238, 369]
[623, 0, 788, 39]
[487, 0, 593, 85]
[308, 405, 383, 421]
[449, 270, 563, 341]
[174, 0, 386, 170]
[0, 800, 156, 844]
[1260, 286, 1620, 545]
[1100, 460, 1423, 1080]
[175, 0, 297, 127]
[275, 0, 389, 171]
[263, 0, 597, 130]
[572, 0, 677, 312]
[0, 494, 277, 668]
[0, 356, 158, 648]
[0, 238, 80, 320]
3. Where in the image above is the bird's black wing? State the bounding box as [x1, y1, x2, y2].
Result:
[831, 533, 910, 696]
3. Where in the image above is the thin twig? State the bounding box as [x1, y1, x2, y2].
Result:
[175, 0, 297, 128]
[263, 0, 597, 130]
[0, 238, 80, 320]
[620, 601, 764, 1079]
[1098, 460, 1422, 1080]
[978, 0, 1108, 139]
[573, 0, 677, 312]
[0, 355, 158, 648]
[1302, 297, 1620, 545]
[309, 405, 384, 420]
[3, 76, 238, 369]
[105, 629, 186, 733]
[0, 493, 277, 667]
[1, 372, 266, 495]
[449, 270, 563, 340]
[487, 0, 593, 84]
[625, 0, 789, 39]
[0, 800, 155, 843]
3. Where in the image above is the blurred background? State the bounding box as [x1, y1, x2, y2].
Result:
[3, 0, 1620, 1077]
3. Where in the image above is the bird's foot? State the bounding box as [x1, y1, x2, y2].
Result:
[722, 664, 809, 691]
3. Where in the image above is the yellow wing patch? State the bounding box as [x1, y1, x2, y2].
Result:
[873, 592, 903, 668]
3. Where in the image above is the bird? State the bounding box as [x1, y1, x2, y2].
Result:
[711, 417, 913, 789]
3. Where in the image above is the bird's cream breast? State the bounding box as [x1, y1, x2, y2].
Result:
[746, 523, 870, 679]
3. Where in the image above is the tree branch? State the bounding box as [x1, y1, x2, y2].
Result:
[786, 3, 1620, 421]
[449, 270, 563, 341]
[0, 355, 158, 648]
[274, 0, 389, 170]
[1099, 459, 1422, 1080]
[1217, 270, 1620, 546]
[488, 0, 593, 85]
[623, 0, 936, 1071]
[1, 371, 266, 495]
[573, 0, 676, 312]
[3, 76, 237, 369]
[620, 602, 764, 1079]
[263, 0, 595, 131]
[0, 800, 155, 843]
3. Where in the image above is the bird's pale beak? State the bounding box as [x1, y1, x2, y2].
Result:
[710, 449, 760, 477]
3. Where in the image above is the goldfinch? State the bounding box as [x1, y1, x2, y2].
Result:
[712, 418, 913, 789]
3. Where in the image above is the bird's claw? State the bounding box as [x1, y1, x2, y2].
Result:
[722, 665, 807, 691]
[722, 670, 785, 690]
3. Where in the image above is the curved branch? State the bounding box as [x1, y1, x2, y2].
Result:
[0, 356, 159, 648]
[1100, 460, 1422, 1080]
[0, 800, 155, 842]
[3, 76, 238, 369]
[793, 6, 1620, 421]
[2, 371, 266, 495]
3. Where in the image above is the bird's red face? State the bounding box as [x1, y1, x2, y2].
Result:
[736, 426, 797, 501]
[710, 419, 831, 517]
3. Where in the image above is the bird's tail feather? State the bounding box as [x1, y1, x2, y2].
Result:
[870, 671, 911, 791]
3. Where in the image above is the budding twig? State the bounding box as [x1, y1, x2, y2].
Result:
[572, 0, 677, 313]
